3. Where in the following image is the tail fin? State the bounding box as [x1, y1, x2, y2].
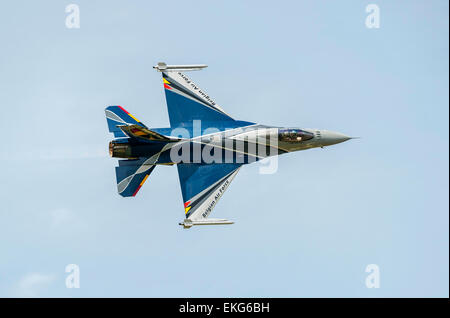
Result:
[115, 159, 156, 197]
[105, 106, 146, 138]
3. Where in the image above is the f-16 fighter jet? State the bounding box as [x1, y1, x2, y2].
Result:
[105, 63, 353, 228]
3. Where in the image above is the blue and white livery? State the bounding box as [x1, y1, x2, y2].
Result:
[105, 63, 353, 228]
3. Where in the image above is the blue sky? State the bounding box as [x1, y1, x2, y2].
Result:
[0, 0, 448, 297]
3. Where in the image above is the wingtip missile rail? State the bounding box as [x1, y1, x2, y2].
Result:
[179, 218, 234, 229]
[153, 62, 208, 72]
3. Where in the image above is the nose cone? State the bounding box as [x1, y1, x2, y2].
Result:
[319, 130, 351, 146]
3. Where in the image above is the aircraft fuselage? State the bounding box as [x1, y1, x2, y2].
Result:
[109, 125, 351, 164]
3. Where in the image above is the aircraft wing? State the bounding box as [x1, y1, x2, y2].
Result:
[177, 163, 242, 228]
[155, 62, 235, 127]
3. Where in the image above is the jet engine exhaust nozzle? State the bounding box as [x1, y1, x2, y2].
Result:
[109, 141, 135, 159]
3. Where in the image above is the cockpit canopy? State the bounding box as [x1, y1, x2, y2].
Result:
[278, 129, 314, 143]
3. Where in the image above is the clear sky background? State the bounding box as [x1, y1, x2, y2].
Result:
[0, 1, 448, 297]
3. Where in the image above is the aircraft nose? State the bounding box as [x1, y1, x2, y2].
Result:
[319, 130, 351, 146]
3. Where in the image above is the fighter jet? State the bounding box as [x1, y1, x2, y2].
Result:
[105, 63, 353, 228]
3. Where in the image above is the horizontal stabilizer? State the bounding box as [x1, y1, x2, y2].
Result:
[105, 106, 146, 138]
[179, 218, 234, 229]
[115, 159, 156, 197]
[119, 124, 177, 142]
